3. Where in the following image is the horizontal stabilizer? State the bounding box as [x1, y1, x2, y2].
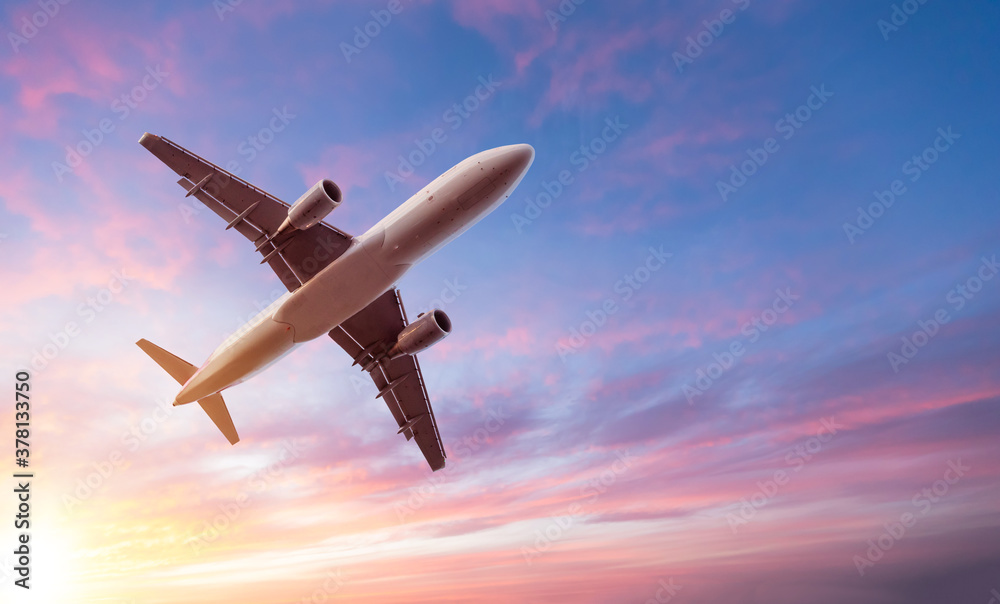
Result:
[136, 338, 240, 445]
[136, 338, 197, 385]
[198, 393, 240, 445]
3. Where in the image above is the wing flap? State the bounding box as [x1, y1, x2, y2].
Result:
[178, 177, 302, 292]
[141, 133, 354, 293]
[328, 290, 447, 471]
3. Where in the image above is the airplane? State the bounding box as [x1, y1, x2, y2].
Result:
[135, 133, 534, 471]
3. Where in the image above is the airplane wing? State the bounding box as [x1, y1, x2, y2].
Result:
[139, 133, 353, 292]
[328, 289, 447, 471]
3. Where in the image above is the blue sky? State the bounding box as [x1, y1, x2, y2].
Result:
[1, 1, 999, 602]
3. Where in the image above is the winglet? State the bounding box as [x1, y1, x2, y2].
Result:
[139, 132, 160, 149]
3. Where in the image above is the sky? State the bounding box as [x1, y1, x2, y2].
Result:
[1, 0, 999, 602]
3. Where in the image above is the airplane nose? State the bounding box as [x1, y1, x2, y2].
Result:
[505, 143, 535, 175]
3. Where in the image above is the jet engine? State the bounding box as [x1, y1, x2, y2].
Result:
[288, 179, 342, 229]
[258, 180, 343, 252]
[387, 310, 452, 358]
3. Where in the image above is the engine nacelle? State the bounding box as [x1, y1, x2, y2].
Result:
[387, 310, 452, 358]
[288, 179, 342, 230]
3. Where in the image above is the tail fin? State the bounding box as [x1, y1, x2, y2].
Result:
[136, 339, 240, 445]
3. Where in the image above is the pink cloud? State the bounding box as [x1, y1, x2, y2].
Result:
[297, 143, 380, 196]
[529, 26, 655, 125]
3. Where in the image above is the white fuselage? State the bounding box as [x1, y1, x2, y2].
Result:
[173, 144, 534, 405]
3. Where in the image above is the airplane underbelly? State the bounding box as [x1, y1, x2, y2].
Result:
[274, 242, 403, 342]
[375, 176, 499, 267]
[175, 317, 297, 404]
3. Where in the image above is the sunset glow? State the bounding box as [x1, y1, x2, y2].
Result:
[1, 1, 999, 602]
